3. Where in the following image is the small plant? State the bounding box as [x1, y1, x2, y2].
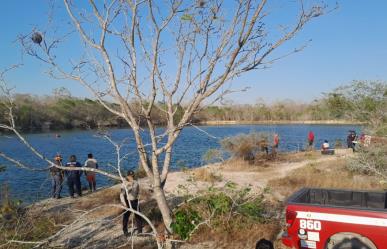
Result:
[237, 197, 264, 221]
[0, 184, 22, 222]
[171, 207, 202, 240]
[206, 192, 232, 214]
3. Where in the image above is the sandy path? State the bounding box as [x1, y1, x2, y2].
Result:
[164, 150, 352, 196]
[32, 150, 352, 248]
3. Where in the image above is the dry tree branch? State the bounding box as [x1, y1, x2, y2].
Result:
[12, 0, 329, 237]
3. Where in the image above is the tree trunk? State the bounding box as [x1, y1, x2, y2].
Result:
[153, 184, 173, 233]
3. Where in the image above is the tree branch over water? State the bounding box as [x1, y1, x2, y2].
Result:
[3, 0, 331, 245]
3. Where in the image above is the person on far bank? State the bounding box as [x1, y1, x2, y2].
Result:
[84, 153, 98, 192]
[308, 131, 315, 147]
[321, 140, 330, 151]
[347, 130, 357, 152]
[273, 133, 279, 149]
[50, 154, 64, 199]
[65, 155, 83, 198]
[120, 170, 142, 236]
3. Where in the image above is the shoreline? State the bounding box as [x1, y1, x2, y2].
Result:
[1, 120, 363, 136]
[198, 120, 364, 126]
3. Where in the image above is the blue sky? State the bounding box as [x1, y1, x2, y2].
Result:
[1, 0, 386, 104]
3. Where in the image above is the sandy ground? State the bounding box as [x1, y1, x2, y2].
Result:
[164, 149, 353, 199]
[28, 149, 353, 249]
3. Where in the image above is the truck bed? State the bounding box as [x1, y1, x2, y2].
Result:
[287, 188, 387, 210]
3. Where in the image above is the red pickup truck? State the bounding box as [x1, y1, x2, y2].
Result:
[282, 188, 387, 249]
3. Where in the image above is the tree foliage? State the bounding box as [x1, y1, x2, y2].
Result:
[326, 81, 387, 130]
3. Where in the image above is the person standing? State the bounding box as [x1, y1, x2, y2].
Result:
[347, 130, 357, 152]
[65, 155, 82, 198]
[84, 153, 98, 192]
[308, 131, 315, 147]
[50, 154, 64, 199]
[273, 133, 280, 149]
[120, 170, 142, 236]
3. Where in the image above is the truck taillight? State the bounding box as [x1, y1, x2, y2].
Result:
[286, 210, 297, 227]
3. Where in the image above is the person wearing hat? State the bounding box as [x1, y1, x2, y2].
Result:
[50, 154, 64, 199]
[120, 170, 142, 236]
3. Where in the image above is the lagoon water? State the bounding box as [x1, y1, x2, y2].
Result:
[0, 124, 360, 203]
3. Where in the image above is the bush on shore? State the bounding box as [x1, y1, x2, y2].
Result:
[347, 143, 387, 181]
[220, 132, 276, 162]
[171, 183, 277, 241]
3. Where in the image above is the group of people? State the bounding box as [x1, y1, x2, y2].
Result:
[48, 129, 360, 237]
[50, 155, 143, 235]
[306, 130, 359, 152]
[50, 153, 99, 199]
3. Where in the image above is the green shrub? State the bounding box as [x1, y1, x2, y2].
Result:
[172, 184, 269, 240]
[171, 207, 202, 240]
[237, 197, 264, 221]
[347, 144, 387, 180]
[206, 193, 232, 214]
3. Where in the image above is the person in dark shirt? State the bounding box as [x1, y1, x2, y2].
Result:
[65, 155, 83, 198]
[347, 130, 357, 152]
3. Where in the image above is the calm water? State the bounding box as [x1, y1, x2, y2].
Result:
[0, 124, 360, 203]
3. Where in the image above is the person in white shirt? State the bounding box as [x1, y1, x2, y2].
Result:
[321, 140, 330, 151]
[84, 153, 98, 192]
[120, 170, 142, 236]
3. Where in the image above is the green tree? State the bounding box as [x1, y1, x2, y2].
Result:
[333, 81, 387, 132]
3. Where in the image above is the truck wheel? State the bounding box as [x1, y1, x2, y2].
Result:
[325, 232, 377, 249]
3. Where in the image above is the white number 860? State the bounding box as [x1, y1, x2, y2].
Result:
[300, 219, 321, 231]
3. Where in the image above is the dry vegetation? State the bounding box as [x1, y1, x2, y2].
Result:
[2, 150, 384, 249]
[189, 221, 281, 249]
[182, 152, 385, 249]
[191, 167, 223, 183]
[268, 158, 386, 198]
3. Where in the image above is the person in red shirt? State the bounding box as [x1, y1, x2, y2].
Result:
[308, 131, 315, 147]
[273, 133, 279, 149]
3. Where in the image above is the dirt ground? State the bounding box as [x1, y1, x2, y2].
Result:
[21, 149, 385, 249]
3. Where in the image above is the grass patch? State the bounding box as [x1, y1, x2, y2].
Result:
[268, 158, 384, 198]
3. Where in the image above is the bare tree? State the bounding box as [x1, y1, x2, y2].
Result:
[14, 0, 327, 233]
[1, 67, 166, 248]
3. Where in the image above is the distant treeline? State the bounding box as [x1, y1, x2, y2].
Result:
[0, 81, 385, 132]
[198, 81, 386, 127]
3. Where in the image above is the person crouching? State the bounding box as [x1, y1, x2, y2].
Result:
[120, 170, 142, 236]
